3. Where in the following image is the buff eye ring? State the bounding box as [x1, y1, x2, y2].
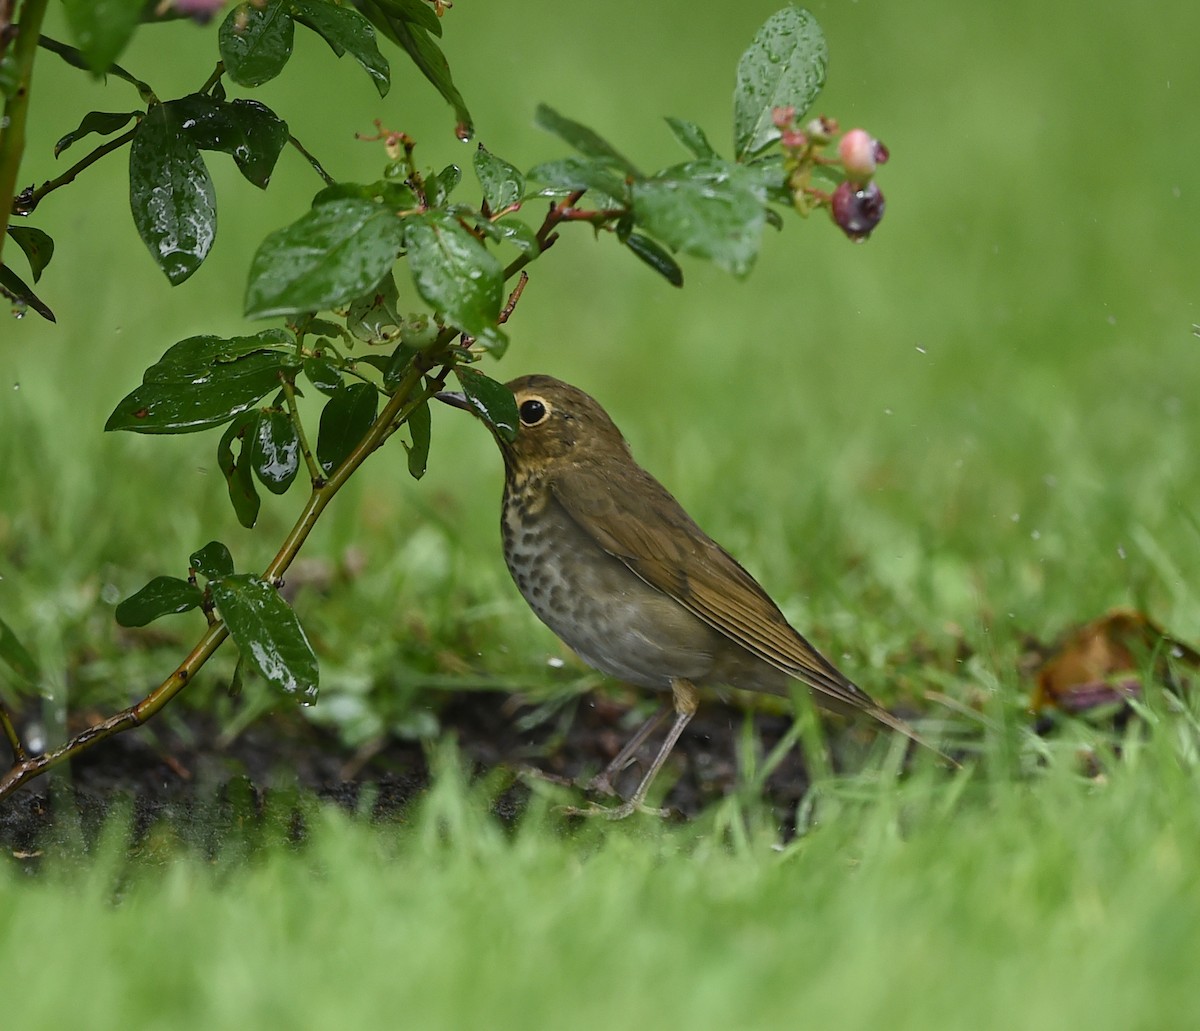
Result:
[519, 398, 549, 426]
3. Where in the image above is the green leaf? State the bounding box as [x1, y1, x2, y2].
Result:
[36, 35, 153, 98]
[473, 145, 525, 212]
[209, 574, 319, 702]
[115, 576, 204, 628]
[245, 198, 405, 319]
[429, 163, 462, 206]
[403, 211, 506, 352]
[453, 366, 517, 443]
[0, 263, 55, 322]
[129, 104, 217, 285]
[167, 94, 289, 189]
[487, 216, 540, 256]
[665, 116, 718, 160]
[220, 0, 296, 87]
[733, 5, 828, 160]
[217, 413, 262, 528]
[105, 330, 299, 434]
[346, 270, 402, 344]
[534, 104, 639, 176]
[290, 0, 390, 97]
[54, 109, 139, 158]
[60, 0, 144, 73]
[625, 233, 683, 287]
[632, 158, 766, 277]
[191, 540, 236, 579]
[358, 2, 471, 137]
[304, 356, 344, 396]
[0, 616, 40, 689]
[361, 0, 441, 36]
[6, 227, 54, 282]
[250, 409, 301, 494]
[406, 398, 431, 479]
[316, 383, 378, 474]
[524, 158, 629, 207]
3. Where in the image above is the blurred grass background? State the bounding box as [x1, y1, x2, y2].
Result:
[4, 4, 1200, 1029]
[2, 0, 1199, 737]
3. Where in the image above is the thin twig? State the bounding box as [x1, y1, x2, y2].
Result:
[0, 704, 28, 763]
[12, 125, 137, 216]
[0, 352, 440, 801]
[288, 134, 336, 185]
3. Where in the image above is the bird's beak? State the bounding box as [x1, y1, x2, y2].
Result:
[434, 390, 473, 413]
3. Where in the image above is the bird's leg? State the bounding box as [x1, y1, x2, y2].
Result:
[583, 703, 670, 796]
[564, 680, 698, 820]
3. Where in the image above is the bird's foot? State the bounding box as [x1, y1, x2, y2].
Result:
[556, 799, 671, 820]
[579, 770, 620, 797]
[515, 764, 577, 788]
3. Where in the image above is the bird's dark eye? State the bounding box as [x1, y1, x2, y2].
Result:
[519, 398, 548, 426]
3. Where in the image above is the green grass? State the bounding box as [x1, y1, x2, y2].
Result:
[5, 724, 1200, 1030]
[2, 0, 1200, 1025]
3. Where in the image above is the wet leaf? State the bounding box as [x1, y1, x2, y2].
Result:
[5, 226, 54, 282]
[406, 398, 431, 479]
[209, 574, 318, 703]
[191, 540, 236, 579]
[358, 1, 471, 137]
[54, 109, 139, 158]
[60, 0, 143, 73]
[361, 0, 441, 36]
[0, 616, 40, 689]
[129, 104, 217, 285]
[36, 35, 152, 97]
[316, 383, 378, 474]
[429, 163, 462, 206]
[346, 270, 402, 343]
[625, 233, 683, 287]
[473, 145, 525, 212]
[245, 198, 404, 319]
[219, 0, 296, 87]
[534, 104, 639, 176]
[524, 157, 629, 208]
[733, 5, 828, 160]
[217, 413, 262, 528]
[167, 94, 289, 189]
[631, 158, 766, 277]
[0, 263, 56, 322]
[250, 409, 301, 494]
[403, 211, 506, 352]
[481, 216, 539, 256]
[115, 576, 204, 628]
[304, 356, 344, 396]
[290, 0, 390, 97]
[453, 366, 517, 443]
[105, 331, 299, 434]
[665, 116, 718, 160]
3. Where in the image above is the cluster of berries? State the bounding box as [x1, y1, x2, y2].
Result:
[773, 108, 889, 241]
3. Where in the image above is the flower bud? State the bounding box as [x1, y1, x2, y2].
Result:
[771, 106, 797, 130]
[838, 128, 889, 182]
[830, 180, 886, 241]
[805, 116, 838, 143]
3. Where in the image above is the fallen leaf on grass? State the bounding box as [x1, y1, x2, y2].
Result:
[1032, 608, 1200, 714]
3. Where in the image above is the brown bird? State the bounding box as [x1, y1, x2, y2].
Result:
[439, 374, 944, 817]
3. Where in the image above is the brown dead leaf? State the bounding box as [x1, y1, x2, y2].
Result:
[1032, 608, 1200, 713]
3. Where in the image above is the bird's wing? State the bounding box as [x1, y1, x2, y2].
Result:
[549, 457, 880, 715]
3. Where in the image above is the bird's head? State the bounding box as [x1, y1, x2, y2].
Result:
[438, 374, 631, 473]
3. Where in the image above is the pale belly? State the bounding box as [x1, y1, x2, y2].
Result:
[502, 494, 723, 691]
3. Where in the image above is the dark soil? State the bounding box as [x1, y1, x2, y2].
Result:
[0, 690, 848, 861]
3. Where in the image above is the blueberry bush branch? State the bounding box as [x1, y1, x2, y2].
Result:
[0, 1, 894, 799]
